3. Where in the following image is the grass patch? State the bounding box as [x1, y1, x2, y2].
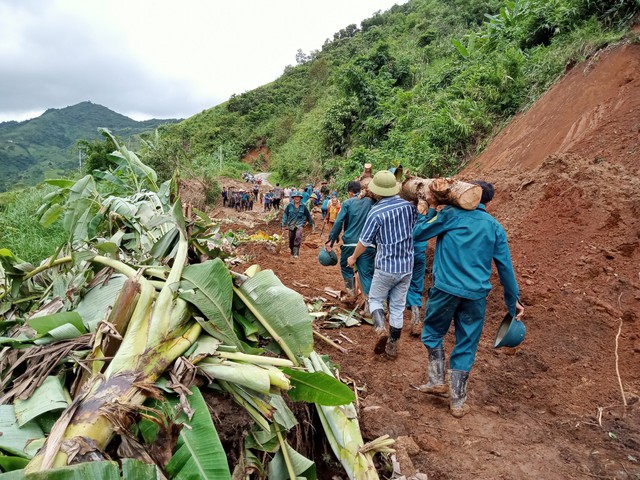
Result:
[0, 185, 66, 264]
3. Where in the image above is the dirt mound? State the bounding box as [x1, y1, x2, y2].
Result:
[242, 145, 271, 170]
[207, 41, 640, 479]
[465, 42, 640, 174]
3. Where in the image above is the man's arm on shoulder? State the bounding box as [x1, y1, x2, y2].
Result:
[413, 205, 451, 243]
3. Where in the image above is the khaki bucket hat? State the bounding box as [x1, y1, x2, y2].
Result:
[368, 170, 400, 197]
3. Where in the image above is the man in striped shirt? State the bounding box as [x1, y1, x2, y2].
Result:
[347, 170, 417, 358]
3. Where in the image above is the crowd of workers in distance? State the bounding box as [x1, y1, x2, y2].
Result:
[222, 180, 342, 219]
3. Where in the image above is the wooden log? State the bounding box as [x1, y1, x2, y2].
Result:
[401, 175, 482, 210]
[358, 163, 373, 191]
[357, 165, 482, 210]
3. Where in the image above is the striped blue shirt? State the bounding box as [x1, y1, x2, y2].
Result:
[359, 195, 417, 274]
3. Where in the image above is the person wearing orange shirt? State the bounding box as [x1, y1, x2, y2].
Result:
[325, 193, 341, 230]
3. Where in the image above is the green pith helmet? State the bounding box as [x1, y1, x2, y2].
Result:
[318, 248, 338, 267]
[493, 313, 527, 348]
[368, 170, 400, 197]
[291, 190, 303, 198]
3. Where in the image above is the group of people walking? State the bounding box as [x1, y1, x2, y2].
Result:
[223, 187, 255, 211]
[225, 169, 524, 418]
[324, 170, 524, 418]
[222, 182, 287, 212]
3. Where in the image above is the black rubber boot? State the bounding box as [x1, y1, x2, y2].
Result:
[385, 326, 402, 359]
[416, 348, 449, 397]
[410, 306, 422, 337]
[449, 369, 471, 418]
[371, 309, 388, 354]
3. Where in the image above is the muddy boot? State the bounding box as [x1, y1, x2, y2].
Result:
[292, 247, 299, 258]
[385, 326, 402, 359]
[410, 306, 422, 337]
[344, 277, 355, 296]
[371, 309, 388, 354]
[449, 369, 471, 418]
[343, 277, 356, 303]
[416, 348, 449, 397]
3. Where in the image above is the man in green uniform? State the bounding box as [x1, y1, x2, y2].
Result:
[325, 181, 375, 301]
[282, 191, 314, 258]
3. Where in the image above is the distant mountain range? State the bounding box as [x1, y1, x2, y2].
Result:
[0, 101, 181, 192]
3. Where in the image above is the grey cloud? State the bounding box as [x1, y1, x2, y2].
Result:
[0, 2, 212, 119]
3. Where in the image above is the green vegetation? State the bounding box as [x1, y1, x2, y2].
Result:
[140, 0, 638, 186]
[0, 101, 179, 192]
[0, 187, 66, 264]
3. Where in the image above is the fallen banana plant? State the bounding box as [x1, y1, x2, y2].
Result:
[302, 352, 394, 479]
[25, 204, 198, 473]
[0, 139, 388, 479]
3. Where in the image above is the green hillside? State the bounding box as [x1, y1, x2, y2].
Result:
[0, 101, 179, 192]
[142, 0, 637, 189]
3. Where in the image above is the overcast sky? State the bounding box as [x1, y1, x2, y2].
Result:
[0, 0, 406, 123]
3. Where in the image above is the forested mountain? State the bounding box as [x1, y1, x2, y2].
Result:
[141, 0, 637, 188]
[0, 101, 179, 192]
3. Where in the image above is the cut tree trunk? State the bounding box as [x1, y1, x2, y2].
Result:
[405, 177, 482, 211]
[357, 166, 482, 211]
[358, 163, 373, 191]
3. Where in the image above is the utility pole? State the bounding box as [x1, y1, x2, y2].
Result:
[219, 145, 223, 171]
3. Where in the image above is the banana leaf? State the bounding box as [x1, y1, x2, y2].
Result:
[0, 454, 29, 473]
[165, 386, 230, 480]
[60, 176, 99, 246]
[13, 377, 70, 427]
[26, 312, 86, 345]
[121, 458, 161, 479]
[234, 270, 313, 364]
[101, 128, 158, 191]
[283, 368, 355, 406]
[245, 426, 280, 453]
[0, 459, 148, 479]
[179, 260, 240, 348]
[267, 441, 316, 480]
[270, 395, 298, 431]
[0, 406, 44, 454]
[27, 312, 84, 336]
[75, 274, 127, 331]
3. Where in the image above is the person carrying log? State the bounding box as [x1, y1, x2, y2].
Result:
[325, 181, 376, 305]
[413, 181, 524, 418]
[347, 170, 417, 359]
